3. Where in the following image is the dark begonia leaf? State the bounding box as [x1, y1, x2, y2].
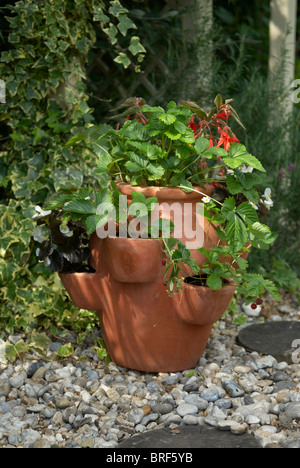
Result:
[47, 250, 64, 272]
[38, 239, 53, 259]
[61, 247, 90, 264]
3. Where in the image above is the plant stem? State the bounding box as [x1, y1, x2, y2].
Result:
[178, 185, 223, 206]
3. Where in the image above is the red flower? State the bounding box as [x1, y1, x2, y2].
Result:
[207, 138, 214, 149]
[216, 127, 239, 152]
[216, 110, 227, 120]
[188, 116, 200, 136]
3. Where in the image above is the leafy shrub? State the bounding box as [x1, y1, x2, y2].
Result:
[0, 0, 144, 334]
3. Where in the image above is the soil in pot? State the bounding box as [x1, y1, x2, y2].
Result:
[184, 274, 229, 287]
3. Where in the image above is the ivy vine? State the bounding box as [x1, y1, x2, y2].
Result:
[0, 0, 145, 334]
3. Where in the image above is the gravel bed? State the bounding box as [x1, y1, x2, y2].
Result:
[0, 293, 299, 448]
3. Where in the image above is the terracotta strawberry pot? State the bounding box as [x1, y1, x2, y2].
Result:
[59, 272, 104, 311]
[179, 278, 236, 325]
[59, 237, 236, 373]
[101, 237, 165, 283]
[89, 183, 220, 274]
[116, 183, 219, 262]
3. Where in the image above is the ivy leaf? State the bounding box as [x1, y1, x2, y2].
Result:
[54, 343, 74, 359]
[108, 0, 128, 17]
[103, 23, 118, 45]
[114, 52, 131, 68]
[6, 340, 29, 362]
[117, 13, 137, 36]
[26, 86, 41, 100]
[128, 36, 146, 56]
[0, 259, 19, 283]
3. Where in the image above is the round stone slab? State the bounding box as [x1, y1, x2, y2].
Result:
[237, 321, 300, 364]
[118, 426, 261, 449]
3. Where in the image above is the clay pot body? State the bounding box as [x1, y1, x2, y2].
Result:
[60, 237, 235, 373]
[59, 184, 237, 373]
[90, 183, 219, 274]
[101, 237, 165, 283]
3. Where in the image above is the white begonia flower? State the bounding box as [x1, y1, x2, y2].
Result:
[240, 164, 254, 173]
[262, 188, 273, 209]
[249, 201, 259, 211]
[32, 205, 52, 219]
[226, 168, 234, 175]
[59, 225, 73, 237]
[36, 247, 45, 263]
[33, 226, 45, 243]
[202, 196, 211, 204]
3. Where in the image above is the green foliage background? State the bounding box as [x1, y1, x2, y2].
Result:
[0, 0, 299, 337]
[0, 0, 146, 334]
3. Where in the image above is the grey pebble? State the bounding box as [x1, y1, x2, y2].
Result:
[222, 379, 245, 398]
[177, 403, 198, 417]
[184, 394, 208, 411]
[26, 361, 45, 378]
[150, 402, 173, 415]
[127, 408, 145, 425]
[200, 388, 220, 402]
[141, 413, 159, 426]
[284, 402, 300, 419]
[8, 431, 22, 446]
[146, 381, 162, 394]
[9, 375, 24, 389]
[215, 398, 232, 409]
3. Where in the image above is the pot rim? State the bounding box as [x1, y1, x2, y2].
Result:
[103, 235, 164, 242]
[182, 277, 236, 291]
[115, 181, 214, 200]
